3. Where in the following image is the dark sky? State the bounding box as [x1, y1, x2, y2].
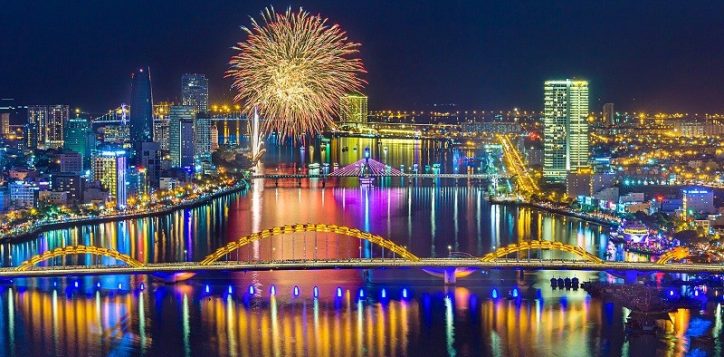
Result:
[1, 1, 723, 113]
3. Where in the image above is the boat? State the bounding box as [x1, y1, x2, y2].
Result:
[359, 176, 374, 185]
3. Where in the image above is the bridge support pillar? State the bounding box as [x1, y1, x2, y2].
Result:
[443, 269, 457, 285]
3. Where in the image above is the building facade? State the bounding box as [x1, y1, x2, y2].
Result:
[181, 73, 209, 112]
[543, 79, 589, 182]
[339, 94, 368, 124]
[92, 150, 127, 210]
[129, 67, 154, 161]
[169, 105, 196, 168]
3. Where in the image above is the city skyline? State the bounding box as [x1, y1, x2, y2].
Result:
[1, 1, 722, 113]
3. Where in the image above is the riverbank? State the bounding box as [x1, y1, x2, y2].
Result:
[489, 196, 620, 227]
[0, 181, 249, 242]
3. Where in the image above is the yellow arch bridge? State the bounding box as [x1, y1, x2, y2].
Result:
[13, 225, 704, 275]
[481, 241, 604, 264]
[199, 223, 421, 265]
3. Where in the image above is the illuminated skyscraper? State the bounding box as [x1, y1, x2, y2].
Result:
[129, 67, 154, 160]
[92, 149, 127, 210]
[181, 73, 209, 112]
[194, 115, 212, 163]
[28, 105, 48, 148]
[339, 94, 368, 124]
[543, 79, 589, 182]
[46, 105, 69, 148]
[64, 117, 91, 166]
[169, 105, 196, 168]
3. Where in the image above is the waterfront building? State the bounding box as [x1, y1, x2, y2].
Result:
[129, 67, 154, 161]
[139, 141, 161, 189]
[181, 73, 209, 112]
[38, 191, 68, 206]
[543, 79, 589, 182]
[566, 169, 592, 199]
[682, 189, 715, 216]
[339, 94, 368, 124]
[58, 151, 83, 175]
[51, 174, 82, 204]
[169, 105, 196, 169]
[9, 181, 38, 208]
[92, 150, 128, 210]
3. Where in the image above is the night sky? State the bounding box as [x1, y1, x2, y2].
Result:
[1, 1, 723, 113]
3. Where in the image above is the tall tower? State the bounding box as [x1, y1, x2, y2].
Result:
[63, 117, 91, 169]
[129, 67, 154, 160]
[169, 105, 196, 168]
[181, 73, 209, 112]
[543, 79, 589, 182]
[46, 105, 69, 148]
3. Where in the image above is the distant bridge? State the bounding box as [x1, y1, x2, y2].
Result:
[251, 173, 508, 180]
[7, 224, 718, 278]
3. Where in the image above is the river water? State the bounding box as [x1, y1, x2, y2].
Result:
[0, 137, 720, 356]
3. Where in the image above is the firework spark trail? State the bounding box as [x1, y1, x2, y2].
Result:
[227, 6, 366, 139]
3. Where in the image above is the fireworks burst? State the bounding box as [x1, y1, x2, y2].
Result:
[227, 6, 366, 139]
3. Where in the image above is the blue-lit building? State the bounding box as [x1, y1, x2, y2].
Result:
[129, 67, 154, 161]
[682, 188, 715, 217]
[169, 105, 195, 169]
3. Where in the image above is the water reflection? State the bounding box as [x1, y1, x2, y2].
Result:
[6, 187, 608, 268]
[0, 277, 720, 356]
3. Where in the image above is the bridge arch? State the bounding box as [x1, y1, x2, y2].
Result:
[200, 224, 421, 265]
[16, 245, 144, 271]
[480, 241, 604, 264]
[655, 247, 691, 265]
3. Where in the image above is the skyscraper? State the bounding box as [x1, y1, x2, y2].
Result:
[181, 73, 209, 112]
[64, 117, 90, 160]
[602, 103, 614, 125]
[27, 105, 48, 148]
[169, 105, 196, 168]
[194, 115, 212, 163]
[46, 105, 69, 148]
[92, 149, 127, 210]
[129, 67, 154, 160]
[339, 94, 368, 124]
[543, 79, 589, 182]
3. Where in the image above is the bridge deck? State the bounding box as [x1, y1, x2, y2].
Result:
[3, 258, 723, 278]
[252, 173, 507, 179]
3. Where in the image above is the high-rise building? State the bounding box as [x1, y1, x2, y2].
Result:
[682, 189, 715, 217]
[210, 124, 219, 152]
[46, 105, 69, 148]
[92, 149, 127, 210]
[602, 103, 614, 125]
[129, 67, 154, 160]
[181, 73, 209, 112]
[64, 117, 90, 163]
[194, 115, 212, 163]
[543, 79, 589, 182]
[28, 105, 48, 148]
[339, 94, 368, 124]
[139, 141, 161, 189]
[169, 105, 196, 168]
